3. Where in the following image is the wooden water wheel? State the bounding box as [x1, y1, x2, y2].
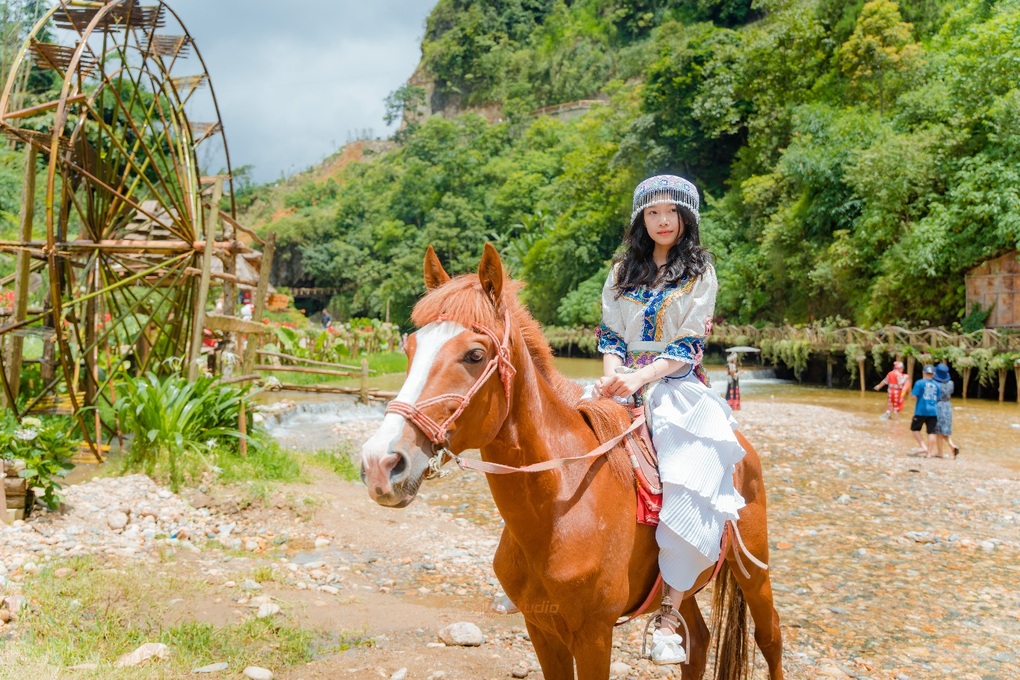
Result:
[0, 0, 256, 460]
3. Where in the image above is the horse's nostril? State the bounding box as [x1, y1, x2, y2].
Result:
[390, 453, 407, 479]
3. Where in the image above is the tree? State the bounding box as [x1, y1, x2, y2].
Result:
[838, 0, 921, 114]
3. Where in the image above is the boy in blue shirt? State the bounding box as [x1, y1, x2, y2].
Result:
[910, 365, 940, 456]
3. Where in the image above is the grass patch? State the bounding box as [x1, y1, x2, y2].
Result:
[304, 445, 361, 482]
[260, 351, 407, 387]
[249, 565, 281, 584]
[214, 440, 303, 484]
[0, 557, 365, 677]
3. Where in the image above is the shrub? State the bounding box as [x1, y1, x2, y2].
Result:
[114, 372, 256, 491]
[0, 413, 77, 510]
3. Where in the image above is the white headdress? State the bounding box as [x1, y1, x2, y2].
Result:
[631, 174, 700, 227]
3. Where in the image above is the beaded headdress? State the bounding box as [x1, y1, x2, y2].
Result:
[631, 174, 700, 227]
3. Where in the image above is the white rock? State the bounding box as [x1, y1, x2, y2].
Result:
[256, 603, 281, 618]
[438, 621, 484, 647]
[390, 669, 408, 680]
[115, 642, 169, 667]
[610, 661, 632, 676]
[3, 595, 26, 612]
[243, 666, 273, 680]
[192, 662, 229, 673]
[106, 511, 129, 531]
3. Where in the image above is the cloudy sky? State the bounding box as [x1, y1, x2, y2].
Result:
[167, 0, 438, 183]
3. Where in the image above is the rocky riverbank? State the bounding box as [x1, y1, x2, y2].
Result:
[1, 398, 1018, 679]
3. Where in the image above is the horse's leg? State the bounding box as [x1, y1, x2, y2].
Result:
[731, 435, 784, 680]
[526, 620, 575, 680]
[731, 518, 784, 679]
[679, 594, 710, 680]
[571, 625, 613, 680]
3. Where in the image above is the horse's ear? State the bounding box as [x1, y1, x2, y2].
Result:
[423, 245, 451, 290]
[478, 242, 504, 307]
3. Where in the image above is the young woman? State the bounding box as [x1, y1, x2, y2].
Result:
[594, 175, 746, 665]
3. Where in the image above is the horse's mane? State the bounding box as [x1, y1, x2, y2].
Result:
[412, 273, 634, 483]
[412, 274, 577, 400]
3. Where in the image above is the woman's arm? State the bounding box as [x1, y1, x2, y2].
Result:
[598, 357, 687, 399]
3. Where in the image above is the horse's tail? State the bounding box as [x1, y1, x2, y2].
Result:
[711, 561, 751, 680]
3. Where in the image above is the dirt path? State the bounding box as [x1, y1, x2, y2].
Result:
[3, 398, 1019, 679]
[243, 398, 1020, 679]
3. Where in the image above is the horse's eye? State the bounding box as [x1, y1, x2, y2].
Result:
[464, 348, 486, 364]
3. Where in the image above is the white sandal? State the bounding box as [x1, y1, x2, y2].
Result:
[649, 628, 686, 665]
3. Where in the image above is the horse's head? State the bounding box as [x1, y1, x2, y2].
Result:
[360, 244, 517, 507]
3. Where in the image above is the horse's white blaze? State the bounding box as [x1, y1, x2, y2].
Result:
[361, 321, 467, 463]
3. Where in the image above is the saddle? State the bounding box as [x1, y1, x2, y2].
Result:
[624, 406, 662, 526]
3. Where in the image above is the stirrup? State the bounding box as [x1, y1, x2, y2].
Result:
[641, 595, 689, 664]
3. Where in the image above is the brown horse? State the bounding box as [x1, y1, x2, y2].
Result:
[360, 244, 783, 680]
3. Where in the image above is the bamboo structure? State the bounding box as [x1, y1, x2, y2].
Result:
[0, 1, 276, 459]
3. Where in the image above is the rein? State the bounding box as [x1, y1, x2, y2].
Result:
[385, 307, 644, 479]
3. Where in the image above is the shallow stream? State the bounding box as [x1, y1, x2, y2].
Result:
[265, 357, 1020, 470]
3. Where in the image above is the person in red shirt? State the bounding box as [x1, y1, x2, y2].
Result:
[874, 360, 908, 419]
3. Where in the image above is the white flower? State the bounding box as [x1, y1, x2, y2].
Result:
[14, 428, 38, 441]
[21, 417, 42, 428]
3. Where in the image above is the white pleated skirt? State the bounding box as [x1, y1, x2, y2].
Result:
[646, 371, 746, 591]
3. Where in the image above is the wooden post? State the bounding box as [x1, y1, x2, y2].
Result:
[242, 232, 276, 375]
[0, 464, 7, 525]
[998, 368, 1007, 403]
[906, 356, 916, 385]
[1015, 365, 1020, 404]
[360, 358, 369, 404]
[826, 356, 834, 388]
[188, 177, 222, 380]
[238, 399, 248, 458]
[858, 358, 866, 394]
[4, 145, 37, 408]
[961, 367, 972, 401]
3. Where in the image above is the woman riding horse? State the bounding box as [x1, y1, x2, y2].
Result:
[360, 243, 784, 680]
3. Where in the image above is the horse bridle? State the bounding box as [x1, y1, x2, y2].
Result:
[384, 308, 516, 478]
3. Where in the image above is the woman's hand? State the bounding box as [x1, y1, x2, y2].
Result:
[596, 372, 646, 399]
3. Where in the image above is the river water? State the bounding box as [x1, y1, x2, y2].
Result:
[266, 357, 1020, 471]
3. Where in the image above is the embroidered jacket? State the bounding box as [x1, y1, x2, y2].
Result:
[596, 263, 716, 383]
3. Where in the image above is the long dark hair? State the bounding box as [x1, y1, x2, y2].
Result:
[614, 208, 711, 292]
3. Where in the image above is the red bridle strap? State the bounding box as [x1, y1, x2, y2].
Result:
[385, 308, 516, 446]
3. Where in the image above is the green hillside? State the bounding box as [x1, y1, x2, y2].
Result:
[245, 0, 1020, 329]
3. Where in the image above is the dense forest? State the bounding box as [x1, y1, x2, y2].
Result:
[4, 1, 1016, 331]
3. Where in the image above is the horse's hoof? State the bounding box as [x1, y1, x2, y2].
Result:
[491, 594, 519, 615]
